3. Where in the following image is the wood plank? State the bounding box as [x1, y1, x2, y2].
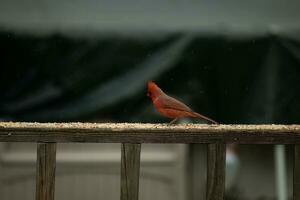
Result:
[294, 145, 300, 200]
[36, 143, 57, 200]
[206, 144, 225, 200]
[0, 122, 300, 144]
[121, 143, 141, 200]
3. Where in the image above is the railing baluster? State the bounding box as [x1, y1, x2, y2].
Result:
[206, 143, 226, 200]
[36, 143, 57, 200]
[294, 145, 300, 200]
[121, 143, 141, 200]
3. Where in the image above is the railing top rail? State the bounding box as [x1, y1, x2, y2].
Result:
[0, 122, 300, 144]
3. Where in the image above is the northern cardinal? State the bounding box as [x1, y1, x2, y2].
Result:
[147, 81, 218, 124]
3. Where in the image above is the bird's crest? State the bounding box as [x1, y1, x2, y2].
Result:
[147, 81, 163, 99]
[147, 81, 158, 91]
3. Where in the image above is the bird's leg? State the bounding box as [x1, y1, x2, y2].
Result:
[169, 118, 179, 125]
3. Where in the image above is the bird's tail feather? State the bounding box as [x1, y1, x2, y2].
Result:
[189, 112, 218, 124]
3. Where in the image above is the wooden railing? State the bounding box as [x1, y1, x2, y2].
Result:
[0, 122, 300, 200]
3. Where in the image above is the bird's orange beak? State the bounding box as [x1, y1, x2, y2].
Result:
[147, 81, 153, 97]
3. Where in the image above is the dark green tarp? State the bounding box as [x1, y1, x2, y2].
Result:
[1, 30, 300, 123]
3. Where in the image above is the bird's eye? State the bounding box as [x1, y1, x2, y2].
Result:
[147, 91, 152, 97]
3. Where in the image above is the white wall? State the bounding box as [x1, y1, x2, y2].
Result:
[0, 0, 299, 34]
[0, 143, 188, 200]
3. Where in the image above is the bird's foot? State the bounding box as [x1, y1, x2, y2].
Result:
[168, 118, 179, 125]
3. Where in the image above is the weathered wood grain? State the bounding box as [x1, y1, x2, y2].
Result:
[0, 122, 300, 144]
[206, 144, 225, 200]
[121, 143, 141, 200]
[294, 145, 300, 200]
[36, 143, 56, 200]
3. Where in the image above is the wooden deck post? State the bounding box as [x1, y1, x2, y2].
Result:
[206, 143, 226, 200]
[294, 145, 300, 200]
[121, 143, 141, 200]
[36, 143, 57, 200]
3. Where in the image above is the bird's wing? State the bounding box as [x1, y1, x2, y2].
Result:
[158, 95, 192, 112]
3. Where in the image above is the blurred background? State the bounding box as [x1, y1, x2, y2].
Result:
[1, 0, 300, 199]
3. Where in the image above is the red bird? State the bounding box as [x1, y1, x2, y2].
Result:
[147, 81, 218, 124]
